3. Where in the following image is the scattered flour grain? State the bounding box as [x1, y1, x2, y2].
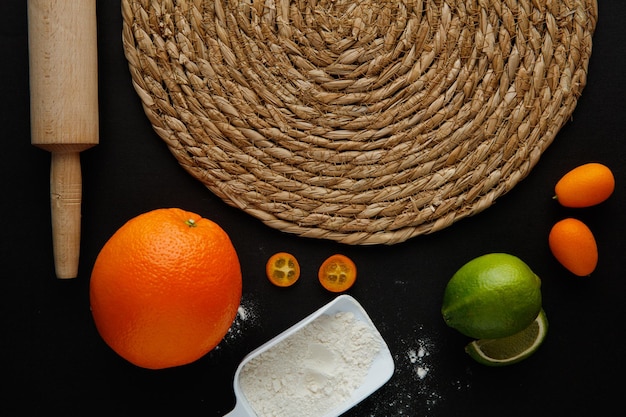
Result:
[219, 296, 259, 347]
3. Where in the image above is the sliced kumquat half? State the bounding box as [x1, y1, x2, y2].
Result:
[318, 254, 357, 292]
[266, 252, 301, 287]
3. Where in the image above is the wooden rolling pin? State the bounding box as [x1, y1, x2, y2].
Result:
[28, 0, 99, 279]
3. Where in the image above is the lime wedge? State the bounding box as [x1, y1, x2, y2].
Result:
[465, 309, 548, 366]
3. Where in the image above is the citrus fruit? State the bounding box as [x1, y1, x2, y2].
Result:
[465, 309, 548, 366]
[266, 252, 300, 287]
[441, 253, 542, 339]
[549, 218, 598, 276]
[554, 162, 615, 207]
[318, 254, 357, 292]
[89, 208, 242, 369]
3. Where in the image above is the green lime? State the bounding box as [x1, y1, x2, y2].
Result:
[465, 309, 548, 366]
[441, 253, 542, 339]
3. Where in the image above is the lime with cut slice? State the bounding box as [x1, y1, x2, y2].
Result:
[465, 309, 548, 366]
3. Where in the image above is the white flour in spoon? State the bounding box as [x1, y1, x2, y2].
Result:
[238, 311, 383, 417]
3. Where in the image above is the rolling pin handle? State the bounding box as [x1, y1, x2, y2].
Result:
[50, 151, 83, 279]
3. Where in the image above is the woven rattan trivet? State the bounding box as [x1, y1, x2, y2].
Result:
[122, 0, 598, 244]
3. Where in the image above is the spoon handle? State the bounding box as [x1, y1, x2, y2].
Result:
[223, 402, 253, 417]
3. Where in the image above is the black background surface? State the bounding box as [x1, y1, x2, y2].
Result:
[2, 1, 625, 416]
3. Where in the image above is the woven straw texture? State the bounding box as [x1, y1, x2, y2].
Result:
[122, 0, 597, 244]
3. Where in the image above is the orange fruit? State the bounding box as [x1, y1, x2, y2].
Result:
[554, 163, 615, 207]
[318, 254, 357, 292]
[89, 208, 242, 369]
[548, 218, 598, 276]
[266, 252, 300, 287]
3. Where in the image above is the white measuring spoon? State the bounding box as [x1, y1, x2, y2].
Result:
[224, 294, 395, 417]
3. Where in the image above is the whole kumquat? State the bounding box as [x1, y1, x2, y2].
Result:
[90, 208, 242, 369]
[318, 254, 357, 292]
[266, 252, 300, 287]
[548, 218, 598, 276]
[554, 163, 615, 208]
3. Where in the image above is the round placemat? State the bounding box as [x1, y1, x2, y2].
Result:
[122, 0, 597, 244]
